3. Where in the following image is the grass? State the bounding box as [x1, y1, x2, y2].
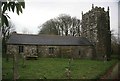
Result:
[2, 57, 118, 79]
[0, 39, 2, 80]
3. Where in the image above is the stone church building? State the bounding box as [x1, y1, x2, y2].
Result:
[81, 4, 111, 60]
[6, 5, 111, 60]
[7, 33, 94, 59]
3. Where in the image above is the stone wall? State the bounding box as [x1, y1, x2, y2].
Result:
[38, 46, 59, 57]
[7, 45, 17, 54]
[81, 5, 111, 60]
[24, 45, 37, 57]
[7, 45, 93, 59]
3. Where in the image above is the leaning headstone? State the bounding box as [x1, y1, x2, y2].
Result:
[104, 55, 107, 63]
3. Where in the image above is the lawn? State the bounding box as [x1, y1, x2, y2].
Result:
[0, 56, 1, 80]
[2, 57, 118, 79]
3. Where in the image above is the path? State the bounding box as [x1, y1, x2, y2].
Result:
[101, 62, 119, 79]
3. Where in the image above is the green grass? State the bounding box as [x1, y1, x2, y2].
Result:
[0, 39, 2, 80]
[2, 57, 118, 79]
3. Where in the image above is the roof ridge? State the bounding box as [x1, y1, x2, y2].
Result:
[7, 34, 92, 46]
[13, 33, 82, 38]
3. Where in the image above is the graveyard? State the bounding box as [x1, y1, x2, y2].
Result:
[2, 57, 118, 79]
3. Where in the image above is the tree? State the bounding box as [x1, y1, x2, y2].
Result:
[70, 17, 81, 36]
[3, 20, 15, 61]
[111, 30, 119, 57]
[1, 0, 25, 58]
[57, 14, 72, 36]
[1, 0, 25, 80]
[39, 14, 81, 36]
[39, 19, 59, 35]
[1, 0, 25, 27]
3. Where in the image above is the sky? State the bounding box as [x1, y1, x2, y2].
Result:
[8, 0, 119, 35]
[118, 1, 120, 40]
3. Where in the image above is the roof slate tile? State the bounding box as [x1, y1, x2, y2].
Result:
[7, 34, 93, 46]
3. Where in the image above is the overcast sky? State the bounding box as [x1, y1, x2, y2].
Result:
[8, 0, 119, 35]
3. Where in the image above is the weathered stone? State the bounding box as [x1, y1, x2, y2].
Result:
[7, 45, 93, 59]
[81, 5, 111, 60]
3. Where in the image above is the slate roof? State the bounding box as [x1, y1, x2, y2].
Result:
[7, 34, 93, 46]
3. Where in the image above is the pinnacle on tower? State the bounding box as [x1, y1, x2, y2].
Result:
[92, 4, 94, 9]
[107, 6, 109, 11]
[81, 11, 83, 16]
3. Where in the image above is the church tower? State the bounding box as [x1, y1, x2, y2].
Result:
[81, 5, 111, 60]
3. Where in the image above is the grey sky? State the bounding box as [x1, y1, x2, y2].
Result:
[8, 0, 119, 35]
[118, 1, 120, 40]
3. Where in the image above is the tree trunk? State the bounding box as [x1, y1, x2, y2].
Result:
[2, 36, 8, 61]
[13, 52, 19, 80]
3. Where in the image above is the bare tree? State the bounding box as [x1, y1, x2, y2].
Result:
[70, 17, 81, 36]
[39, 14, 81, 36]
[57, 14, 72, 36]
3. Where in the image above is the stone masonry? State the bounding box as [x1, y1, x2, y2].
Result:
[81, 4, 111, 60]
